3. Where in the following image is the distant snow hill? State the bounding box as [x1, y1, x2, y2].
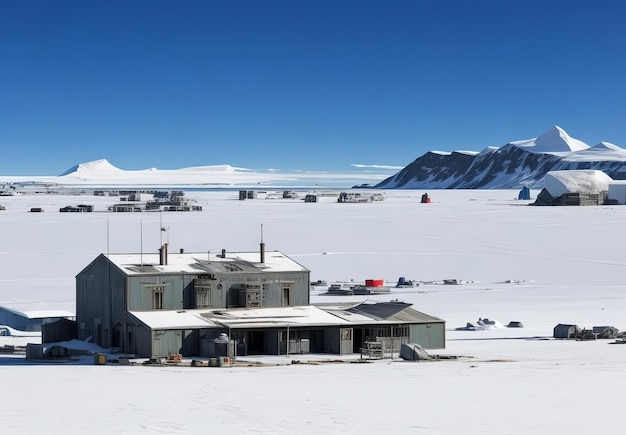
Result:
[59, 159, 244, 176]
[59, 159, 124, 176]
[374, 126, 626, 189]
[45, 159, 392, 188]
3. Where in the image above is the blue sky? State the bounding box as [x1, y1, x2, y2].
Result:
[2, 0, 626, 175]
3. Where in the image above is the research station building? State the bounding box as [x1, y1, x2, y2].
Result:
[75, 244, 445, 358]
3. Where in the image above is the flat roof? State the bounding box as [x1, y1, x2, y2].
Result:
[205, 305, 350, 328]
[106, 250, 309, 276]
[129, 306, 348, 330]
[0, 301, 75, 319]
[129, 310, 218, 330]
[128, 302, 443, 331]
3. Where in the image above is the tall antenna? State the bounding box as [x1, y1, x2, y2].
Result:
[106, 216, 110, 257]
[259, 222, 265, 264]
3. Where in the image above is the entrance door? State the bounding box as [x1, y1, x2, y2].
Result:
[340, 328, 353, 355]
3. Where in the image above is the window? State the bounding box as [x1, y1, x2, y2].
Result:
[152, 286, 164, 310]
[281, 282, 294, 307]
[196, 289, 210, 308]
[341, 328, 352, 340]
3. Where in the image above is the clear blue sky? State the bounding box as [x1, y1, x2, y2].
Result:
[2, 0, 626, 175]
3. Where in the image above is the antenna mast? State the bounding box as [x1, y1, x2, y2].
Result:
[259, 222, 265, 264]
[106, 216, 110, 257]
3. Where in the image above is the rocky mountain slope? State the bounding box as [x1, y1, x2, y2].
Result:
[374, 126, 626, 189]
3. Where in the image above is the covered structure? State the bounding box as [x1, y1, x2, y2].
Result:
[76, 245, 311, 351]
[592, 326, 619, 339]
[518, 186, 531, 200]
[0, 302, 75, 332]
[553, 323, 581, 339]
[533, 170, 611, 206]
[121, 301, 445, 358]
[607, 181, 626, 205]
[76, 245, 446, 359]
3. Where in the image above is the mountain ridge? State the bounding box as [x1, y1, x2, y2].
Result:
[374, 126, 626, 189]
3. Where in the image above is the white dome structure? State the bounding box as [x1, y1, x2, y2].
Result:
[544, 170, 613, 198]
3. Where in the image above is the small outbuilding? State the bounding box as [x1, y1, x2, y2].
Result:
[553, 323, 581, 339]
[533, 170, 611, 206]
[607, 181, 626, 205]
[0, 302, 75, 332]
[506, 321, 524, 328]
[400, 343, 432, 361]
[518, 186, 531, 200]
[592, 326, 619, 339]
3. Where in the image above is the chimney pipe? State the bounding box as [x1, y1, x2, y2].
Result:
[221, 248, 226, 258]
[159, 243, 169, 266]
[260, 242, 265, 263]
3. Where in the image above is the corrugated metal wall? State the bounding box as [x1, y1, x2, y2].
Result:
[42, 318, 77, 343]
[78, 259, 311, 341]
[152, 330, 183, 358]
[76, 254, 126, 346]
[0, 308, 51, 331]
[127, 275, 184, 311]
[408, 323, 446, 349]
[217, 271, 309, 308]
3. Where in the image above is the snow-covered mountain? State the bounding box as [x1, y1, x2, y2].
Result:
[374, 126, 626, 189]
[0, 159, 392, 188]
[59, 159, 124, 176]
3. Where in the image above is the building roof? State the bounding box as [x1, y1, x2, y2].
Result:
[347, 301, 411, 319]
[128, 305, 348, 330]
[128, 310, 218, 330]
[0, 301, 75, 319]
[128, 302, 443, 331]
[105, 249, 309, 276]
[324, 301, 445, 324]
[206, 305, 350, 328]
[544, 170, 612, 197]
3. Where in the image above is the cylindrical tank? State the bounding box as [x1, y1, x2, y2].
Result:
[365, 279, 384, 287]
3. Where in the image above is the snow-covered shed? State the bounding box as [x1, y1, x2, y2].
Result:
[534, 170, 611, 206]
[592, 326, 619, 339]
[544, 170, 611, 197]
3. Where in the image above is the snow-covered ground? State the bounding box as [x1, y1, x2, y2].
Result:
[1, 188, 625, 434]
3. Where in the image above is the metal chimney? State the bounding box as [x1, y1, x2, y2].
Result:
[221, 248, 226, 258]
[260, 242, 265, 263]
[159, 243, 169, 265]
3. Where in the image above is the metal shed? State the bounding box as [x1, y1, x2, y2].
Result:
[0, 302, 75, 332]
[553, 323, 581, 339]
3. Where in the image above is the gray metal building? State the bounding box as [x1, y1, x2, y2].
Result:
[76, 244, 311, 352]
[119, 302, 445, 358]
[75, 244, 446, 358]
